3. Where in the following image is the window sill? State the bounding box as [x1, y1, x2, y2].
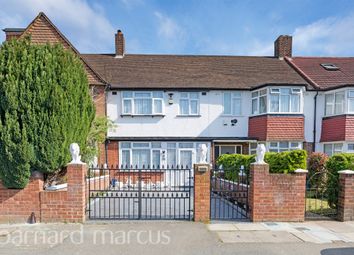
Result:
[250, 113, 304, 117]
[176, 115, 201, 117]
[120, 114, 165, 118]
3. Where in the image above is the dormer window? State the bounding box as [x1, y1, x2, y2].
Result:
[320, 63, 340, 71]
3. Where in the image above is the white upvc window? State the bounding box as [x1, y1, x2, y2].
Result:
[348, 90, 354, 113]
[269, 88, 301, 113]
[268, 141, 302, 153]
[323, 143, 343, 156]
[122, 91, 164, 115]
[223, 92, 241, 115]
[325, 91, 345, 116]
[348, 143, 354, 153]
[179, 92, 200, 115]
[251, 89, 267, 114]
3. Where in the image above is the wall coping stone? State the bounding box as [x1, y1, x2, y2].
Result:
[294, 169, 308, 173]
[338, 170, 354, 175]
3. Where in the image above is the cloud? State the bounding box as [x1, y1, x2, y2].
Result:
[154, 11, 184, 40]
[0, 0, 115, 53]
[293, 13, 354, 56]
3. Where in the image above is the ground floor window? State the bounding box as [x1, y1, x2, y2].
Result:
[120, 141, 210, 168]
[268, 141, 302, 153]
[214, 145, 242, 160]
[348, 143, 354, 153]
[323, 143, 343, 156]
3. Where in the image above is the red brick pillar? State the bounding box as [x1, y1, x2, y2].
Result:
[194, 163, 211, 222]
[337, 170, 354, 222]
[67, 163, 87, 223]
[249, 163, 269, 222]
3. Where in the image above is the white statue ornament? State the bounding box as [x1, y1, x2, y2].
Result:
[255, 144, 266, 164]
[69, 143, 83, 164]
[198, 144, 208, 163]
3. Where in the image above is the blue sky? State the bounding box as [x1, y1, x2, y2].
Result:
[1, 0, 354, 56]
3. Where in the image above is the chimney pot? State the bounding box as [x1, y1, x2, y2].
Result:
[274, 35, 292, 58]
[115, 30, 125, 57]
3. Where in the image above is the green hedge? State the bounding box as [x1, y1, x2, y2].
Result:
[326, 153, 354, 208]
[216, 149, 307, 181]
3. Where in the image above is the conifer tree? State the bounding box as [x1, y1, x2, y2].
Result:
[0, 38, 94, 188]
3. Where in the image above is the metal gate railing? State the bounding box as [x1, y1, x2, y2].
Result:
[87, 165, 193, 220]
[210, 168, 249, 220]
[305, 171, 337, 220]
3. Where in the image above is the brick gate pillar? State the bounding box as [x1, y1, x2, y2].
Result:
[194, 163, 211, 222]
[337, 170, 354, 222]
[67, 163, 87, 223]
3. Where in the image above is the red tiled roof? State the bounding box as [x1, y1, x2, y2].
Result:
[287, 57, 354, 90]
[81, 54, 309, 90]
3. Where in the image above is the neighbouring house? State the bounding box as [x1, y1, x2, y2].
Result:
[286, 57, 354, 156]
[3, 12, 354, 167]
[2, 12, 107, 163]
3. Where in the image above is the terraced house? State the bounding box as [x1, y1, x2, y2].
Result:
[3, 12, 354, 167]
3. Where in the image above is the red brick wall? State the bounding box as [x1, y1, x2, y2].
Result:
[107, 141, 119, 167]
[249, 115, 304, 141]
[0, 176, 43, 223]
[337, 172, 354, 221]
[194, 164, 211, 222]
[40, 190, 68, 222]
[249, 164, 306, 222]
[321, 115, 346, 142]
[345, 116, 354, 141]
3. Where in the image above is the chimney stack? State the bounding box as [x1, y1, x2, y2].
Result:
[115, 30, 125, 58]
[3, 28, 25, 41]
[274, 35, 292, 58]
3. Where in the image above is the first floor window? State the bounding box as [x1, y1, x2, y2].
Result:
[324, 143, 343, 156]
[122, 91, 163, 115]
[325, 91, 345, 116]
[179, 92, 199, 115]
[223, 92, 241, 115]
[348, 90, 354, 113]
[268, 141, 302, 153]
[269, 88, 301, 113]
[252, 89, 267, 114]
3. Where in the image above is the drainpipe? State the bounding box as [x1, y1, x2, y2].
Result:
[313, 91, 319, 152]
[104, 84, 111, 165]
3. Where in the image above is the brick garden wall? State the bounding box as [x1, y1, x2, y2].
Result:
[0, 176, 43, 223]
[249, 164, 307, 222]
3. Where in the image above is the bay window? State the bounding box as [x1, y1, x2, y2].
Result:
[348, 90, 354, 113]
[325, 91, 345, 116]
[223, 92, 241, 115]
[268, 141, 302, 153]
[348, 144, 354, 152]
[122, 91, 164, 115]
[252, 89, 267, 114]
[179, 92, 199, 115]
[269, 88, 301, 113]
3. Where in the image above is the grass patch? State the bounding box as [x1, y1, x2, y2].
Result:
[306, 198, 336, 216]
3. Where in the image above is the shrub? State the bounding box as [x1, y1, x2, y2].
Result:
[326, 153, 354, 208]
[216, 149, 307, 181]
[0, 38, 95, 188]
[307, 152, 329, 189]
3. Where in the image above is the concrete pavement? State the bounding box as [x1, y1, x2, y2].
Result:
[0, 221, 353, 255]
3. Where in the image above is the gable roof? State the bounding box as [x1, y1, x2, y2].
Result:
[18, 12, 106, 86]
[81, 54, 309, 90]
[286, 57, 354, 90]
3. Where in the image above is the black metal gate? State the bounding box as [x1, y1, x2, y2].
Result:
[305, 171, 337, 220]
[87, 166, 193, 220]
[210, 168, 249, 220]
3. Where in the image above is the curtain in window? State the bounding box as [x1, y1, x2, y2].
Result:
[180, 99, 189, 115]
[152, 150, 160, 168]
[167, 149, 177, 167]
[291, 94, 300, 112]
[349, 98, 354, 113]
[134, 99, 152, 114]
[180, 150, 192, 168]
[252, 98, 258, 114]
[270, 94, 279, 112]
[259, 96, 267, 113]
[123, 100, 132, 114]
[335, 92, 345, 114]
[154, 99, 163, 114]
[132, 149, 150, 168]
[223, 93, 231, 114]
[190, 100, 198, 114]
[121, 150, 130, 167]
[325, 94, 334, 115]
[280, 94, 290, 112]
[232, 98, 241, 115]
